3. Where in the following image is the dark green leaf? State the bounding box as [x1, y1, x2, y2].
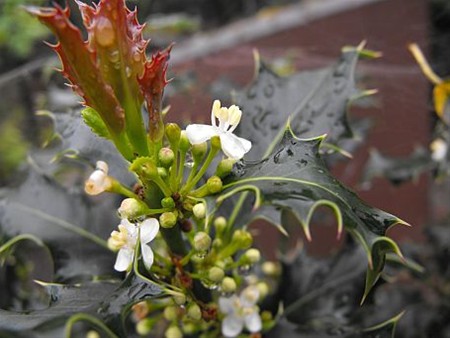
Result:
[0, 274, 161, 337]
[220, 128, 407, 296]
[234, 45, 371, 160]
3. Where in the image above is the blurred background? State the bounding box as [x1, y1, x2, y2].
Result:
[0, 0, 446, 252]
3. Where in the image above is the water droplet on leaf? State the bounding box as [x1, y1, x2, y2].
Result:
[95, 17, 115, 47]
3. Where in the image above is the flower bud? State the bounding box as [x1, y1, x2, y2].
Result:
[212, 238, 223, 249]
[118, 198, 147, 219]
[165, 123, 181, 146]
[232, 230, 253, 249]
[158, 147, 175, 168]
[160, 212, 177, 228]
[157, 167, 168, 178]
[182, 322, 196, 335]
[244, 248, 261, 264]
[215, 158, 235, 178]
[214, 217, 227, 234]
[192, 142, 207, 162]
[85, 161, 112, 195]
[208, 266, 225, 282]
[165, 325, 182, 338]
[182, 200, 194, 211]
[187, 303, 202, 321]
[193, 232, 211, 251]
[161, 197, 175, 209]
[136, 318, 155, 336]
[262, 261, 281, 277]
[257, 282, 269, 299]
[221, 277, 237, 293]
[86, 331, 100, 338]
[179, 131, 191, 152]
[261, 311, 273, 322]
[129, 157, 159, 180]
[173, 293, 186, 305]
[207, 176, 223, 194]
[163, 305, 178, 321]
[192, 203, 206, 219]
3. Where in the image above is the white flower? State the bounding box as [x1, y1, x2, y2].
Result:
[108, 218, 160, 272]
[219, 285, 262, 337]
[85, 161, 112, 195]
[430, 138, 448, 162]
[186, 100, 252, 160]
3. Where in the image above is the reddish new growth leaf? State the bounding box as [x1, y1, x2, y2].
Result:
[138, 46, 172, 142]
[28, 0, 171, 155]
[27, 4, 124, 134]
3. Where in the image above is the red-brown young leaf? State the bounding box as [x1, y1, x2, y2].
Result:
[138, 46, 172, 142]
[26, 4, 125, 134]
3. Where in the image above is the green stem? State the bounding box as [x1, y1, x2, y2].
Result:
[226, 192, 248, 236]
[169, 144, 179, 192]
[65, 313, 119, 338]
[177, 150, 187, 187]
[111, 132, 134, 161]
[110, 180, 140, 199]
[181, 146, 219, 194]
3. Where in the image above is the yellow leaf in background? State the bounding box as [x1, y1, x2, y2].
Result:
[433, 82, 450, 120]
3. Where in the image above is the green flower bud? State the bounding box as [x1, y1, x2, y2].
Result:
[187, 303, 202, 321]
[221, 277, 236, 293]
[182, 322, 196, 335]
[212, 238, 223, 249]
[165, 123, 181, 146]
[214, 217, 227, 233]
[136, 318, 155, 336]
[257, 282, 269, 299]
[160, 212, 177, 228]
[165, 325, 182, 338]
[210, 135, 221, 150]
[129, 157, 158, 179]
[207, 176, 223, 194]
[86, 330, 100, 338]
[192, 142, 207, 163]
[261, 310, 273, 322]
[215, 158, 235, 178]
[157, 167, 168, 178]
[182, 200, 194, 211]
[161, 197, 176, 209]
[118, 198, 147, 219]
[158, 147, 175, 168]
[193, 232, 211, 251]
[192, 203, 206, 219]
[173, 293, 186, 305]
[208, 266, 225, 283]
[232, 230, 253, 249]
[179, 131, 191, 152]
[262, 261, 281, 277]
[244, 248, 261, 264]
[163, 305, 178, 321]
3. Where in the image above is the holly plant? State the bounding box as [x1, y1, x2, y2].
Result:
[0, 1, 409, 337]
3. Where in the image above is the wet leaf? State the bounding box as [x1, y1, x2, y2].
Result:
[234, 45, 373, 160]
[220, 128, 407, 296]
[361, 148, 431, 186]
[0, 274, 161, 337]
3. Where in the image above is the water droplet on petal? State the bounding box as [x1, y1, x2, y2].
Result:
[95, 17, 115, 47]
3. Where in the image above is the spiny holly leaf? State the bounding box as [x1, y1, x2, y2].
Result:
[0, 275, 161, 337]
[0, 163, 116, 281]
[220, 128, 407, 297]
[234, 43, 376, 160]
[35, 110, 133, 185]
[361, 148, 431, 186]
[264, 244, 403, 337]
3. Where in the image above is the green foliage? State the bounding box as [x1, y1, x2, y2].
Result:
[0, 0, 48, 58]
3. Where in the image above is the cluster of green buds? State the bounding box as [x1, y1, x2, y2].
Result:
[29, 0, 276, 337]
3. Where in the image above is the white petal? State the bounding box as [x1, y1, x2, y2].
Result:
[222, 314, 244, 338]
[240, 285, 260, 307]
[140, 218, 159, 244]
[186, 124, 219, 144]
[220, 133, 252, 160]
[219, 295, 238, 315]
[114, 248, 133, 271]
[120, 219, 136, 233]
[141, 244, 154, 270]
[244, 312, 262, 333]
